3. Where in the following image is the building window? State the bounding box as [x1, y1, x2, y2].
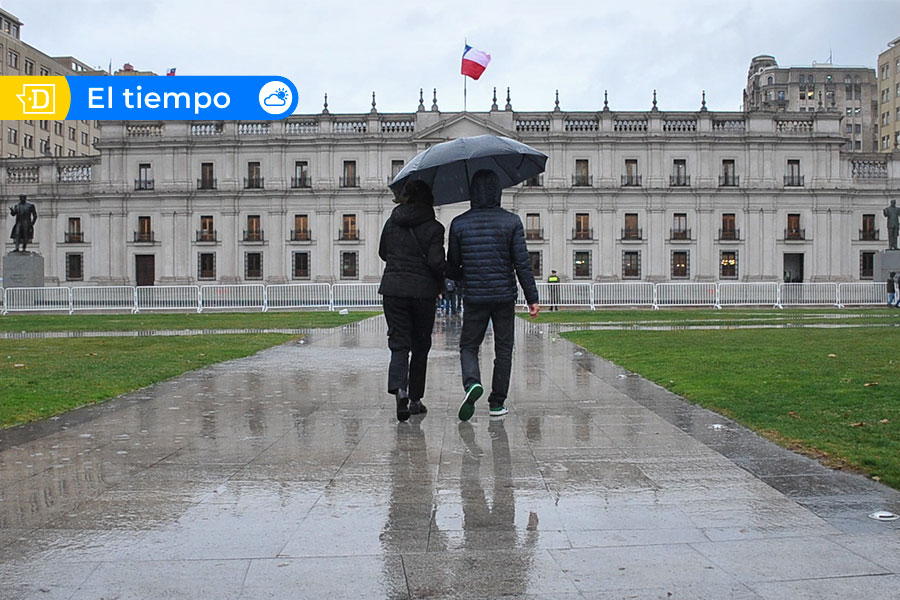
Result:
[861, 214, 877, 241]
[574, 213, 591, 240]
[7, 49, 18, 69]
[671, 159, 688, 186]
[720, 159, 737, 186]
[623, 213, 640, 240]
[341, 160, 358, 187]
[68, 126, 76, 141]
[293, 251, 310, 279]
[245, 215, 262, 242]
[293, 214, 310, 241]
[245, 252, 263, 280]
[622, 251, 641, 279]
[785, 159, 803, 186]
[573, 251, 591, 279]
[860, 251, 874, 279]
[786, 214, 803, 240]
[54, 122, 63, 136]
[54, 144, 62, 156]
[23, 133, 33, 149]
[39, 120, 49, 132]
[391, 159, 404, 179]
[623, 159, 640, 186]
[39, 138, 49, 154]
[80, 131, 89, 145]
[720, 251, 738, 279]
[245, 161, 262, 188]
[199, 162, 215, 189]
[198, 215, 215, 241]
[671, 251, 689, 279]
[135, 163, 153, 191]
[721, 214, 737, 240]
[24, 59, 33, 75]
[136, 216, 153, 242]
[573, 159, 591, 186]
[292, 160, 310, 188]
[6, 128, 17, 144]
[525, 213, 542, 240]
[67, 149, 75, 157]
[340, 251, 358, 279]
[65, 254, 83, 281]
[528, 251, 542, 279]
[341, 214, 358, 240]
[198, 253, 216, 280]
[66, 217, 83, 243]
[39, 66, 50, 76]
[671, 213, 689, 240]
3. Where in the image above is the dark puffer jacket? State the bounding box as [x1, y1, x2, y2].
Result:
[447, 172, 539, 305]
[378, 202, 446, 298]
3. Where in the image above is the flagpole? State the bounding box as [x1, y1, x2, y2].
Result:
[463, 37, 467, 112]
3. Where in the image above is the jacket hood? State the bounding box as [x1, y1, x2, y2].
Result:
[470, 170, 501, 209]
[391, 202, 436, 227]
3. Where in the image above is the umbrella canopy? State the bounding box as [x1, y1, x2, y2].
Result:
[388, 135, 548, 206]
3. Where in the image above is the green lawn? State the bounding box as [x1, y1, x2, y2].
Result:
[0, 310, 381, 333]
[563, 326, 900, 489]
[0, 311, 378, 428]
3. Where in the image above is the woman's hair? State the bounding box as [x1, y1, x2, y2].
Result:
[399, 180, 434, 206]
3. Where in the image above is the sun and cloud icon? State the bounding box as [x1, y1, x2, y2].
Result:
[258, 81, 294, 115]
[263, 87, 289, 107]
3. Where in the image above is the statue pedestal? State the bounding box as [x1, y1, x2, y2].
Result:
[2, 252, 45, 288]
[874, 250, 900, 282]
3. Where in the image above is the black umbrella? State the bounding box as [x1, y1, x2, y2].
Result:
[388, 135, 548, 206]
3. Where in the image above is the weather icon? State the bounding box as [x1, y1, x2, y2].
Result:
[258, 81, 294, 115]
[263, 87, 289, 107]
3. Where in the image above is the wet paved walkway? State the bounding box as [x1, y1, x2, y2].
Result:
[1, 315, 899, 599]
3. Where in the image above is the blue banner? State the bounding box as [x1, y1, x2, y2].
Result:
[64, 76, 298, 120]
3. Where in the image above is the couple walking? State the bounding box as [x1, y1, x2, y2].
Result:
[378, 170, 540, 423]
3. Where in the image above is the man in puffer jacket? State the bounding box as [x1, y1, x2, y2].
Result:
[447, 169, 540, 421]
[378, 181, 446, 421]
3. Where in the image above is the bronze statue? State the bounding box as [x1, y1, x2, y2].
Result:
[9, 194, 37, 252]
[885, 199, 900, 251]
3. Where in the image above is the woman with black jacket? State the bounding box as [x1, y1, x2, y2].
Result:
[378, 181, 446, 421]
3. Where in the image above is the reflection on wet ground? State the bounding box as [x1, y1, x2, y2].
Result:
[1, 315, 899, 599]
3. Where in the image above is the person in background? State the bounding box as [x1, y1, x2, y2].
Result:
[444, 278, 459, 315]
[547, 269, 560, 311]
[889, 272, 897, 308]
[447, 170, 540, 421]
[378, 180, 446, 421]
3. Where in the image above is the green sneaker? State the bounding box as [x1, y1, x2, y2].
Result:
[489, 405, 509, 418]
[458, 383, 483, 421]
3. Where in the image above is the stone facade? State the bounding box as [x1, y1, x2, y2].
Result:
[877, 36, 900, 152]
[1, 104, 899, 287]
[0, 7, 103, 160]
[743, 55, 878, 152]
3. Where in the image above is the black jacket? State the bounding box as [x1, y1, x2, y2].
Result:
[446, 178, 539, 305]
[378, 203, 445, 298]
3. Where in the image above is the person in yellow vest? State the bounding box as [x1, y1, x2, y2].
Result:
[547, 270, 560, 311]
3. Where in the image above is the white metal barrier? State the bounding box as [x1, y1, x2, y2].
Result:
[137, 285, 201, 312]
[535, 282, 593, 308]
[72, 286, 137, 313]
[593, 282, 655, 307]
[332, 283, 382, 308]
[780, 283, 839, 307]
[718, 283, 780, 307]
[837, 282, 887, 306]
[200, 284, 266, 312]
[266, 283, 332, 310]
[3, 287, 72, 314]
[655, 283, 718, 307]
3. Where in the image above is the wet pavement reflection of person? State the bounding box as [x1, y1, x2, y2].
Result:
[457, 419, 538, 595]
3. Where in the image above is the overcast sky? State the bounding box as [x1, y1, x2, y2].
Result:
[5, 0, 900, 114]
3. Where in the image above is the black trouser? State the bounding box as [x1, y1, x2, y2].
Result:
[383, 295, 436, 401]
[459, 300, 516, 407]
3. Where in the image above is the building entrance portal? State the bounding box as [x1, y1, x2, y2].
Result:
[783, 253, 804, 283]
[136, 255, 155, 286]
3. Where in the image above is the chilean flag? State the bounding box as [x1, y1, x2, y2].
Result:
[461, 45, 490, 80]
[166, 68, 176, 76]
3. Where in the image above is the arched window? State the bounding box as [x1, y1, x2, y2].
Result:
[767, 76, 773, 85]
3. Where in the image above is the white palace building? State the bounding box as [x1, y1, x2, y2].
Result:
[2, 90, 899, 298]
